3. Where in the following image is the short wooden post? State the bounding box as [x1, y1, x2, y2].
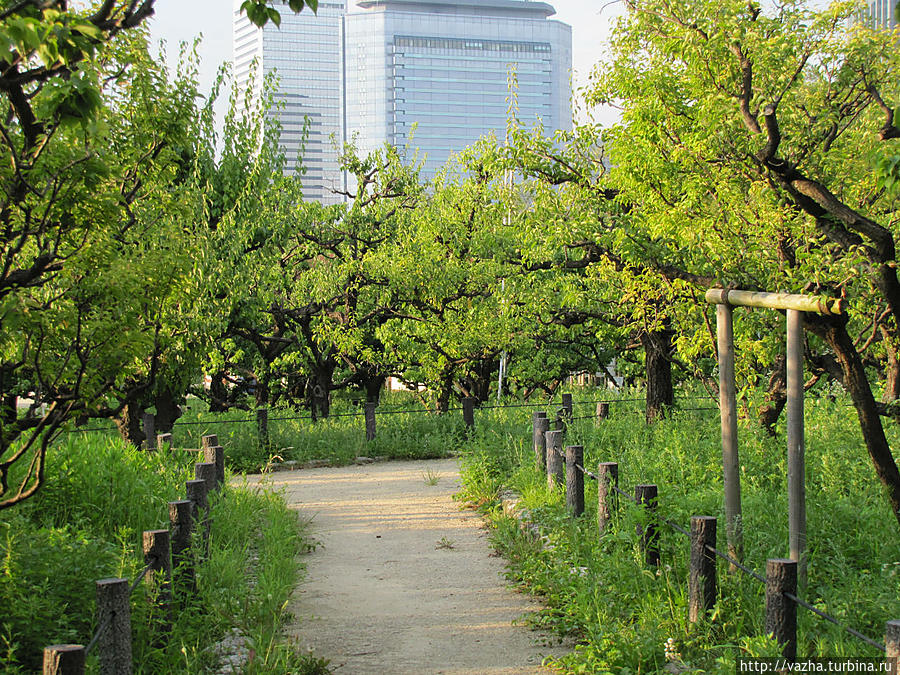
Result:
[596, 401, 609, 423]
[561, 393, 573, 419]
[765, 558, 798, 661]
[195, 462, 217, 494]
[142, 529, 172, 632]
[886, 620, 900, 674]
[565, 445, 585, 517]
[533, 413, 549, 472]
[43, 645, 85, 675]
[597, 462, 618, 535]
[689, 516, 717, 623]
[364, 402, 376, 442]
[545, 429, 564, 490]
[200, 434, 218, 450]
[168, 500, 195, 595]
[203, 445, 225, 487]
[141, 413, 155, 452]
[256, 407, 269, 446]
[156, 433, 173, 451]
[635, 484, 660, 567]
[96, 578, 132, 675]
[462, 397, 475, 431]
[186, 479, 209, 554]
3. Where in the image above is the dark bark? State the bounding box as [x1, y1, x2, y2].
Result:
[758, 355, 787, 436]
[154, 387, 183, 435]
[807, 314, 900, 528]
[115, 400, 146, 449]
[364, 374, 386, 404]
[640, 326, 674, 424]
[207, 372, 229, 413]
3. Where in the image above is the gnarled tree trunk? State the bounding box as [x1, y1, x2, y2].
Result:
[641, 326, 674, 424]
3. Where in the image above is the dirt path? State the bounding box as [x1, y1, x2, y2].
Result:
[245, 458, 562, 675]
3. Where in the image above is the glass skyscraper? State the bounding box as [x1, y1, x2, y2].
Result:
[233, 0, 572, 200]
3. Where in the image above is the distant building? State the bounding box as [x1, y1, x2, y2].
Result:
[342, 0, 573, 180]
[866, 0, 898, 29]
[233, 0, 572, 200]
[233, 0, 347, 203]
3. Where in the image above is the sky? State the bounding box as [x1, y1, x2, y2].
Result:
[146, 0, 626, 123]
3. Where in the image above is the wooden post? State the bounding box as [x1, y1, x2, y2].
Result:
[462, 397, 475, 431]
[635, 484, 660, 567]
[195, 462, 217, 494]
[689, 516, 717, 623]
[786, 309, 807, 590]
[886, 620, 900, 675]
[200, 434, 218, 450]
[96, 578, 132, 675]
[545, 430, 564, 490]
[168, 500, 195, 595]
[765, 558, 798, 661]
[596, 401, 609, 423]
[364, 402, 376, 442]
[533, 413, 549, 472]
[203, 445, 225, 487]
[716, 303, 744, 567]
[142, 530, 172, 632]
[565, 445, 585, 517]
[141, 413, 155, 452]
[256, 407, 269, 446]
[156, 433, 172, 451]
[597, 462, 618, 535]
[561, 393, 573, 420]
[186, 479, 209, 554]
[43, 645, 85, 675]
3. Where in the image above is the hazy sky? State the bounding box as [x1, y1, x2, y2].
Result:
[146, 0, 625, 121]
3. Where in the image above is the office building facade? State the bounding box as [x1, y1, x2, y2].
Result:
[867, 0, 898, 29]
[234, 0, 572, 200]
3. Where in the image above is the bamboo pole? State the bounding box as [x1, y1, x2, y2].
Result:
[705, 288, 843, 316]
[716, 303, 743, 566]
[786, 309, 807, 590]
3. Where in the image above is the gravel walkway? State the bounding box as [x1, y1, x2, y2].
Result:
[245, 458, 563, 675]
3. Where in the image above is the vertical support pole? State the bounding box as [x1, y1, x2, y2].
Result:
[462, 397, 475, 431]
[545, 429, 564, 489]
[689, 516, 717, 623]
[200, 434, 218, 450]
[364, 402, 376, 442]
[96, 578, 132, 675]
[596, 401, 609, 424]
[765, 558, 797, 662]
[256, 407, 269, 447]
[203, 445, 225, 487]
[635, 484, 660, 567]
[786, 308, 807, 591]
[142, 530, 172, 632]
[565, 445, 585, 517]
[156, 433, 172, 452]
[168, 500, 195, 596]
[716, 303, 744, 567]
[43, 645, 85, 675]
[886, 620, 900, 675]
[561, 393, 573, 420]
[532, 413, 549, 472]
[141, 413, 155, 452]
[597, 462, 618, 536]
[195, 462, 217, 494]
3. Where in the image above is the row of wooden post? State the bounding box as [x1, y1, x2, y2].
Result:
[529, 412, 900, 664]
[43, 435, 225, 675]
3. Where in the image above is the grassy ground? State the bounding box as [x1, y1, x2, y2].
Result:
[0, 435, 329, 674]
[456, 393, 900, 674]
